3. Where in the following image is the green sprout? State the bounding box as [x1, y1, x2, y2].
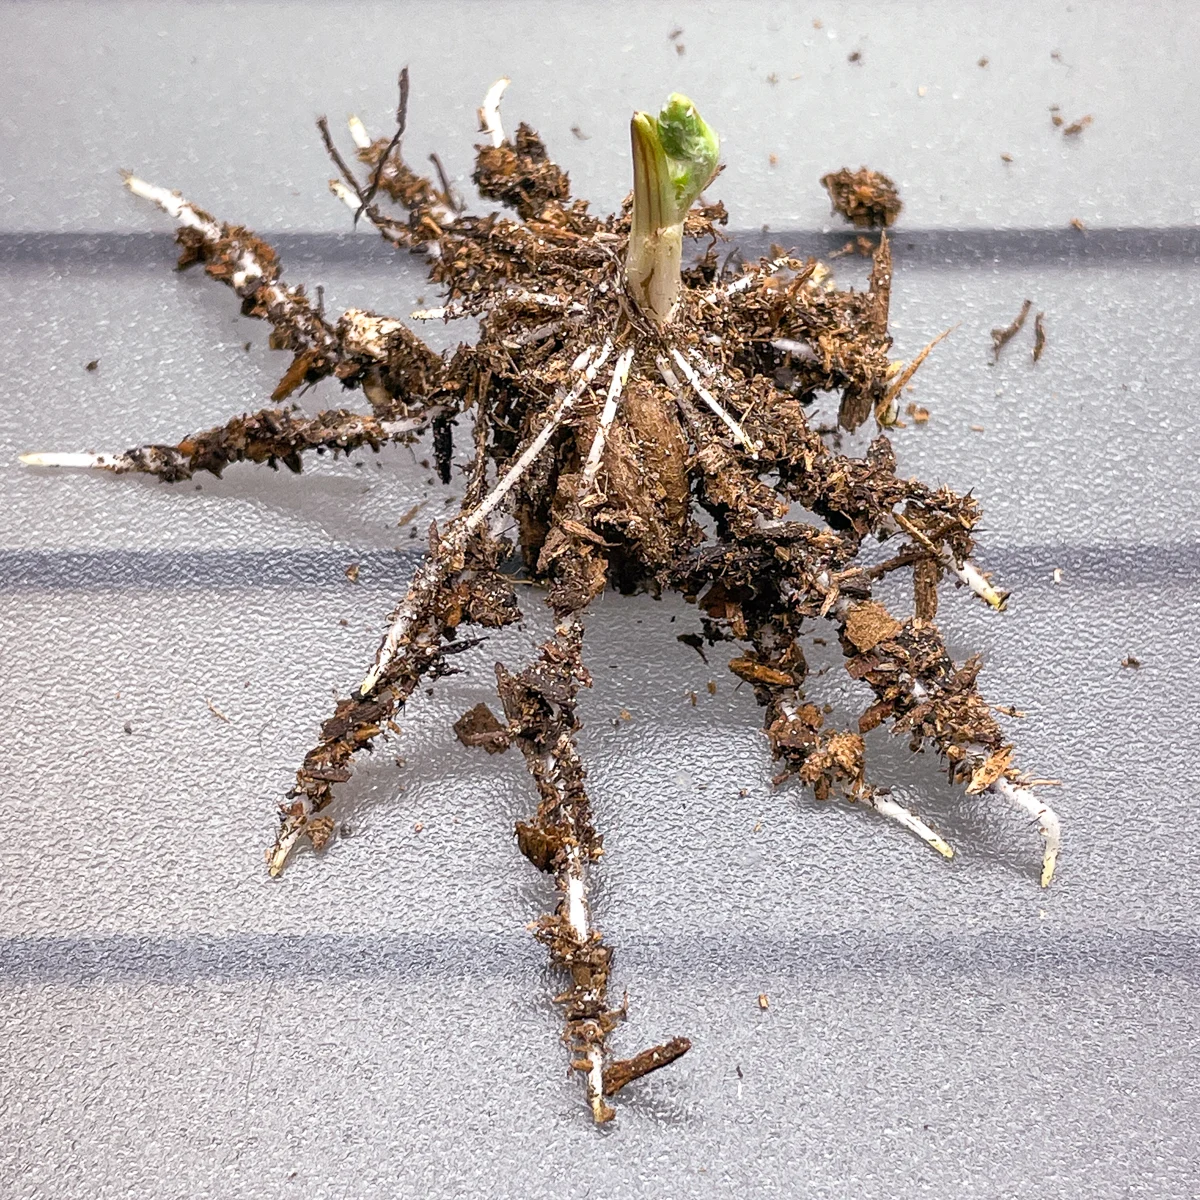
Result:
[626, 93, 720, 326]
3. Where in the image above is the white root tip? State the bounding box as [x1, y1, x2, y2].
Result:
[19, 451, 115, 470]
[122, 173, 155, 201]
[956, 559, 1009, 611]
[479, 77, 511, 148]
[993, 779, 1061, 887]
[266, 826, 304, 879]
[347, 114, 371, 150]
[329, 178, 362, 214]
[868, 793, 955, 859]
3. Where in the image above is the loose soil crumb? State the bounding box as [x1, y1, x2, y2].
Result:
[820, 167, 902, 228]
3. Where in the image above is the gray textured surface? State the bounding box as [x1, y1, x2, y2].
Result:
[3, 3, 1200, 1197]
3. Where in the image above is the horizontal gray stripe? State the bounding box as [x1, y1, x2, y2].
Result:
[0, 548, 426, 590]
[0, 544, 1196, 591]
[3, 228, 1199, 271]
[0, 930, 1195, 983]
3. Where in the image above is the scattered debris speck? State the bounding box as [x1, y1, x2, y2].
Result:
[991, 299, 1033, 362]
[396, 501, 426, 527]
[1070, 216, 1087, 232]
[344, 563, 360, 583]
[1063, 115, 1093, 136]
[758, 993, 770, 1010]
[905, 402, 930, 424]
[85, 359, 99, 372]
[1122, 655, 1141, 669]
[1032, 312, 1047, 363]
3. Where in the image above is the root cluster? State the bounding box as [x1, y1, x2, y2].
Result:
[27, 78, 1060, 1122]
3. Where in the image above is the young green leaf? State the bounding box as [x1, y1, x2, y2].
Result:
[626, 94, 719, 326]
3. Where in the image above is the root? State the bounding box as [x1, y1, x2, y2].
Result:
[892, 512, 1008, 611]
[22, 406, 439, 481]
[123, 175, 338, 366]
[865, 791, 955, 859]
[498, 615, 689, 1123]
[478, 77, 510, 148]
[659, 351, 758, 456]
[992, 778, 1061, 887]
[579, 345, 636, 493]
[360, 342, 613, 696]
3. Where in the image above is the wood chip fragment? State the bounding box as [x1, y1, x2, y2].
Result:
[758, 993, 770, 1010]
[307, 816, 335, 851]
[453, 703, 509, 753]
[843, 601, 902, 652]
[728, 655, 794, 687]
[601, 1037, 691, 1096]
[1032, 312, 1047, 363]
[966, 745, 1014, 794]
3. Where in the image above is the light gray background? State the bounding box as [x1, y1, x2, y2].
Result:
[2, 3, 1198, 1197]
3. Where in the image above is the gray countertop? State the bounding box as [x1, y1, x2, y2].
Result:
[2, 3, 1198, 1197]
